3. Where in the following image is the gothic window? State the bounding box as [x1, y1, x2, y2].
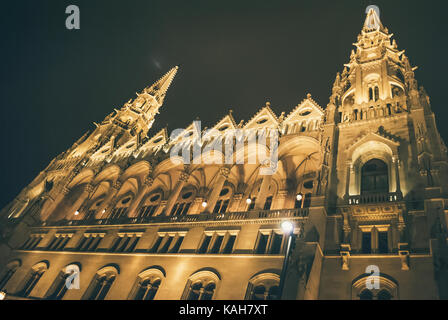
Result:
[352, 274, 398, 300]
[359, 289, 373, 300]
[109, 196, 132, 220]
[187, 282, 215, 300]
[182, 270, 220, 300]
[134, 278, 161, 300]
[77, 233, 104, 252]
[254, 230, 286, 255]
[213, 187, 231, 214]
[374, 86, 380, 101]
[110, 232, 142, 253]
[369, 87, 373, 101]
[46, 264, 80, 300]
[21, 234, 45, 250]
[150, 232, 186, 253]
[361, 159, 389, 194]
[263, 196, 273, 210]
[247, 197, 256, 211]
[170, 190, 194, 216]
[197, 231, 238, 254]
[0, 260, 20, 290]
[130, 268, 164, 300]
[378, 231, 389, 254]
[362, 232, 372, 254]
[138, 193, 162, 219]
[245, 273, 280, 300]
[84, 266, 118, 300]
[18, 262, 48, 298]
[47, 233, 73, 251]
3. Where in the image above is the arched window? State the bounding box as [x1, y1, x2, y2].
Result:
[170, 189, 194, 216]
[110, 195, 132, 220]
[0, 260, 21, 290]
[213, 187, 232, 214]
[374, 86, 380, 101]
[18, 261, 48, 298]
[245, 272, 280, 300]
[84, 266, 118, 300]
[182, 270, 220, 300]
[359, 289, 373, 300]
[130, 268, 165, 300]
[138, 192, 162, 219]
[352, 274, 398, 300]
[361, 159, 389, 194]
[46, 264, 80, 300]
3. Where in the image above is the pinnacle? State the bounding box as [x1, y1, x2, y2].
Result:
[363, 5, 384, 32]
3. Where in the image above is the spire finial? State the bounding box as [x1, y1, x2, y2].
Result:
[364, 5, 383, 31]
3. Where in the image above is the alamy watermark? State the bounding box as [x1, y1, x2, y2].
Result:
[366, 265, 380, 290]
[65, 265, 80, 290]
[66, 5, 80, 30]
[169, 121, 279, 175]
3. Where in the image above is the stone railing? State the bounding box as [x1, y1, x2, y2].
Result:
[36, 208, 309, 227]
[348, 192, 403, 205]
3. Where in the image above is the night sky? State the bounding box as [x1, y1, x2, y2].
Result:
[1, 0, 448, 208]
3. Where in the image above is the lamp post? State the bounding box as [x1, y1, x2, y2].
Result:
[278, 220, 295, 300]
[296, 193, 305, 209]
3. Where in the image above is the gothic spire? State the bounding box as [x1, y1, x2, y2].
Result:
[144, 66, 179, 106]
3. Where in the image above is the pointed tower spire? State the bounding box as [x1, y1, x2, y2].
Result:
[363, 5, 383, 31]
[144, 66, 179, 106]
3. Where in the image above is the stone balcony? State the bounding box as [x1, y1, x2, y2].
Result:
[347, 192, 403, 205]
[36, 208, 310, 227]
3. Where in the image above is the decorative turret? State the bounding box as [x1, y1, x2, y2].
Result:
[67, 67, 179, 159]
[333, 6, 420, 123]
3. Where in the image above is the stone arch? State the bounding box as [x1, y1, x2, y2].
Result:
[127, 266, 166, 300]
[245, 271, 280, 300]
[181, 268, 221, 300]
[351, 273, 399, 300]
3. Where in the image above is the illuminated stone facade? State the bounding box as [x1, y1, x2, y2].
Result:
[0, 7, 447, 300]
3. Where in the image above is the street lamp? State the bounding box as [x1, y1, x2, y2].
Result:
[201, 201, 208, 208]
[296, 193, 306, 209]
[0, 291, 6, 300]
[278, 220, 295, 300]
[246, 198, 252, 205]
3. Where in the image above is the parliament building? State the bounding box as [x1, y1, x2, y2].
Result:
[0, 7, 447, 300]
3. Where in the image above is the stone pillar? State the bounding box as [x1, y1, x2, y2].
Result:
[64, 184, 94, 220]
[371, 227, 378, 254]
[255, 172, 272, 210]
[204, 167, 230, 213]
[345, 162, 351, 198]
[127, 177, 154, 218]
[165, 171, 190, 216]
[95, 181, 122, 219]
[393, 157, 401, 193]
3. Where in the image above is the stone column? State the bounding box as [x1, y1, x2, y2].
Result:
[64, 184, 94, 220]
[204, 167, 230, 213]
[393, 157, 401, 193]
[165, 171, 190, 216]
[255, 171, 273, 210]
[127, 177, 154, 218]
[345, 162, 351, 198]
[95, 181, 122, 219]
